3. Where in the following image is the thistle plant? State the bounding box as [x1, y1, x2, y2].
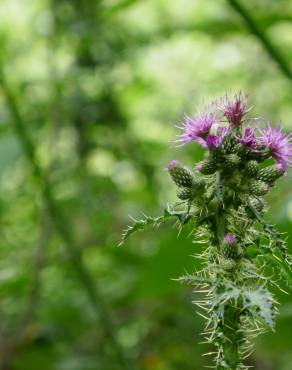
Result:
[120, 93, 292, 370]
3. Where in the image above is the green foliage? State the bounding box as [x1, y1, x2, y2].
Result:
[0, 0, 291, 370]
[243, 287, 276, 329]
[119, 209, 175, 246]
[119, 203, 196, 246]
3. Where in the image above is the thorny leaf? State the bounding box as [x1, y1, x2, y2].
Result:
[243, 287, 275, 329]
[245, 246, 292, 285]
[212, 283, 241, 310]
[119, 204, 193, 246]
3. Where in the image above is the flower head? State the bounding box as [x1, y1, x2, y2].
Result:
[166, 160, 194, 187]
[223, 233, 237, 245]
[165, 160, 179, 170]
[240, 127, 257, 149]
[206, 134, 222, 149]
[206, 126, 230, 149]
[217, 92, 251, 126]
[259, 125, 292, 170]
[206, 134, 223, 149]
[179, 112, 216, 147]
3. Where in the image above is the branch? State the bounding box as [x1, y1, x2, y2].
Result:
[228, 0, 292, 81]
[0, 67, 131, 370]
[20, 215, 49, 327]
[102, 0, 141, 16]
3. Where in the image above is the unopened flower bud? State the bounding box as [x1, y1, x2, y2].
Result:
[209, 148, 223, 163]
[196, 158, 217, 175]
[222, 233, 239, 259]
[166, 160, 194, 188]
[245, 160, 259, 176]
[192, 176, 205, 190]
[250, 179, 269, 196]
[223, 233, 237, 245]
[258, 164, 285, 184]
[176, 187, 193, 200]
[224, 153, 240, 170]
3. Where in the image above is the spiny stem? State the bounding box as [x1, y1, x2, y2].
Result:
[220, 305, 242, 369]
[213, 174, 242, 369]
[214, 240, 242, 368]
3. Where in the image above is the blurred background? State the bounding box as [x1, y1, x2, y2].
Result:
[0, 0, 291, 369]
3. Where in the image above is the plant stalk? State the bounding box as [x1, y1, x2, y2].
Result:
[214, 173, 242, 370]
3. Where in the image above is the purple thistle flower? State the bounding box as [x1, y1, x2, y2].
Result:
[275, 162, 286, 174]
[206, 126, 230, 149]
[206, 134, 224, 149]
[165, 160, 179, 170]
[217, 126, 230, 136]
[223, 233, 237, 245]
[179, 112, 216, 147]
[217, 92, 252, 126]
[259, 125, 292, 170]
[240, 127, 257, 149]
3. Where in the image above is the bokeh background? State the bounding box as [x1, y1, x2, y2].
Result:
[0, 0, 291, 369]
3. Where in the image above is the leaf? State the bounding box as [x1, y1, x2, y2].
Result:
[119, 203, 194, 246]
[246, 245, 292, 286]
[118, 209, 173, 246]
[262, 252, 292, 285]
[166, 203, 193, 224]
[245, 246, 263, 258]
[247, 201, 287, 254]
[212, 284, 241, 308]
[243, 287, 275, 329]
[246, 200, 291, 285]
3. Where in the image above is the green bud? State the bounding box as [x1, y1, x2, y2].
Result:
[167, 162, 194, 188]
[222, 234, 242, 260]
[258, 164, 285, 184]
[245, 160, 259, 176]
[209, 149, 223, 163]
[197, 158, 217, 175]
[221, 258, 236, 270]
[192, 177, 205, 191]
[224, 154, 241, 170]
[176, 187, 193, 200]
[222, 244, 240, 260]
[176, 175, 205, 200]
[250, 180, 269, 196]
